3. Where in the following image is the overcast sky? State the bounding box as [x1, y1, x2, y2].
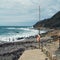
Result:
[0, 0, 60, 26]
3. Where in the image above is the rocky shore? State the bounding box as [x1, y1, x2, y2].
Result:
[0, 37, 39, 60]
[0, 30, 60, 60]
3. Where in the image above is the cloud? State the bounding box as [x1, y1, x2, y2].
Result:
[0, 0, 60, 26]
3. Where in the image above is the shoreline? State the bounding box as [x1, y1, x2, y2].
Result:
[0, 37, 38, 60]
[0, 33, 37, 43]
[0, 36, 54, 60]
[0, 29, 59, 60]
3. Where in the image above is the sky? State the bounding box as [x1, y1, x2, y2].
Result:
[0, 0, 60, 26]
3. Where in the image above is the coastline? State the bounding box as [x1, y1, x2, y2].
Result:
[0, 37, 38, 60]
[0, 29, 60, 60]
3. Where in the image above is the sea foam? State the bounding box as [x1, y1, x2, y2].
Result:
[0, 26, 46, 43]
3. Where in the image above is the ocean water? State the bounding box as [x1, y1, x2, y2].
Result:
[0, 26, 46, 42]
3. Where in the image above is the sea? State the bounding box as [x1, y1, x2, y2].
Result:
[0, 26, 46, 43]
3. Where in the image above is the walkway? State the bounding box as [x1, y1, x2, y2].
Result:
[18, 49, 49, 60]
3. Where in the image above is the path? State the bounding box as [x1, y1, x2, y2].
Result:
[18, 49, 49, 60]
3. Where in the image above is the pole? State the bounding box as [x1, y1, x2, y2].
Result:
[39, 39, 40, 49]
[38, 6, 40, 34]
[38, 6, 40, 49]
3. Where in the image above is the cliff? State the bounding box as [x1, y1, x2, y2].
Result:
[33, 11, 60, 29]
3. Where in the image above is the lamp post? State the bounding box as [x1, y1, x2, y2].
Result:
[38, 27, 40, 49]
[38, 6, 40, 49]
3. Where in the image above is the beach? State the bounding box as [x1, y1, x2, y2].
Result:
[0, 37, 38, 60]
[0, 0, 60, 60]
[0, 29, 60, 60]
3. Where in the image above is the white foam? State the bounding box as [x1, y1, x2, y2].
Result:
[0, 28, 46, 43]
[6, 27, 16, 29]
[18, 28, 31, 31]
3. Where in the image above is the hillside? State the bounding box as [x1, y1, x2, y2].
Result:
[33, 11, 60, 29]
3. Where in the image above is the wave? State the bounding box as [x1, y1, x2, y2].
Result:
[6, 27, 16, 29]
[6, 27, 32, 32]
[17, 26, 33, 30]
[0, 26, 47, 42]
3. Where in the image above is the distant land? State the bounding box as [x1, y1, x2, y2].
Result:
[33, 11, 60, 29]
